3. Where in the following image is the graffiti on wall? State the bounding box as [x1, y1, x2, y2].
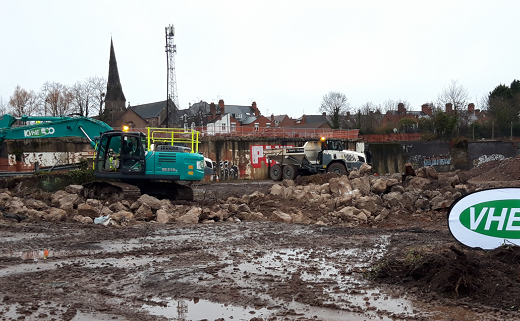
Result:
[473, 154, 505, 167]
[408, 154, 452, 168]
[250, 145, 294, 168]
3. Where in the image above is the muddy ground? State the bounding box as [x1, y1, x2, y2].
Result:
[2, 159, 520, 320]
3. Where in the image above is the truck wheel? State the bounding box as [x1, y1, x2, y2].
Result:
[270, 164, 283, 181]
[283, 164, 298, 180]
[327, 162, 347, 176]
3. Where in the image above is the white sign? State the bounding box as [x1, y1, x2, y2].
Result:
[448, 188, 520, 249]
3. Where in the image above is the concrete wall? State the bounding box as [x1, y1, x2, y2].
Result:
[367, 140, 520, 174]
[4, 136, 518, 177]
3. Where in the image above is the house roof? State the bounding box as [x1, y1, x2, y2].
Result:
[130, 99, 175, 119]
[303, 114, 329, 124]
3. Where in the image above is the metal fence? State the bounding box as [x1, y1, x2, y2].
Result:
[116, 126, 361, 140]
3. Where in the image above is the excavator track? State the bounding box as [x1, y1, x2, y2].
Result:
[82, 180, 194, 201]
[82, 181, 141, 202]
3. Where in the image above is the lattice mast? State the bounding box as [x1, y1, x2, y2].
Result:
[165, 24, 179, 127]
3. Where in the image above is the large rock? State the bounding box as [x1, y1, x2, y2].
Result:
[26, 209, 46, 220]
[59, 194, 78, 212]
[382, 192, 403, 208]
[318, 183, 331, 194]
[408, 177, 430, 190]
[390, 185, 405, 193]
[6, 197, 25, 212]
[78, 203, 99, 219]
[109, 202, 128, 213]
[290, 211, 304, 223]
[51, 190, 70, 206]
[25, 199, 49, 211]
[134, 204, 154, 221]
[65, 185, 84, 194]
[0, 192, 11, 205]
[359, 163, 372, 175]
[338, 206, 367, 222]
[112, 210, 134, 223]
[430, 195, 453, 210]
[426, 166, 439, 179]
[415, 198, 429, 210]
[335, 192, 354, 208]
[236, 211, 265, 221]
[237, 204, 251, 213]
[283, 186, 295, 199]
[401, 192, 416, 209]
[371, 179, 387, 194]
[72, 215, 93, 224]
[177, 207, 202, 224]
[136, 194, 162, 211]
[354, 196, 378, 214]
[156, 209, 171, 224]
[228, 203, 239, 213]
[45, 208, 67, 221]
[416, 166, 438, 179]
[350, 177, 371, 195]
[272, 210, 292, 223]
[282, 179, 295, 187]
[329, 176, 353, 196]
[349, 170, 361, 180]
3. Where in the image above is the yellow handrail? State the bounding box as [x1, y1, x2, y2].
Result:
[146, 127, 200, 153]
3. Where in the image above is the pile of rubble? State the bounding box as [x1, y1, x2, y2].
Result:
[0, 163, 474, 227]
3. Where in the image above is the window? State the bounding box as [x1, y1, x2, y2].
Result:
[231, 123, 236, 131]
[222, 123, 226, 131]
[254, 123, 259, 131]
[236, 114, 242, 119]
[266, 123, 271, 127]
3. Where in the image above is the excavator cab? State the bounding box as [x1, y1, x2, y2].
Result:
[94, 130, 146, 174]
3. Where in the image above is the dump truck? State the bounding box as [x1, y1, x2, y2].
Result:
[264, 137, 366, 181]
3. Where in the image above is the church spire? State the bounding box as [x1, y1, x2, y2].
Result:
[105, 38, 126, 113]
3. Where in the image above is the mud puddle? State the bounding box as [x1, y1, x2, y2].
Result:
[0, 302, 127, 321]
[0, 254, 169, 277]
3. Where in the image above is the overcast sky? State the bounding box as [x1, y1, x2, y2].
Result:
[2, 1, 520, 118]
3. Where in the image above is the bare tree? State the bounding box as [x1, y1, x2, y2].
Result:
[40, 82, 74, 116]
[87, 77, 107, 117]
[319, 92, 351, 129]
[358, 101, 383, 133]
[0, 97, 8, 115]
[70, 77, 106, 117]
[436, 79, 469, 111]
[381, 99, 398, 113]
[476, 94, 489, 111]
[71, 81, 89, 116]
[8, 85, 38, 117]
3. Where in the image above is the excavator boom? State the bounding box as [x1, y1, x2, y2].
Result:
[0, 114, 112, 148]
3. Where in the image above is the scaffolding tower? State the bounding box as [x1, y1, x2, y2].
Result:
[165, 24, 179, 127]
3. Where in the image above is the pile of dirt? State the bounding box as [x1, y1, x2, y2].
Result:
[462, 155, 520, 182]
[293, 172, 340, 185]
[371, 244, 520, 311]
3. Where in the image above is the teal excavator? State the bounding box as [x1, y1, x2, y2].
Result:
[0, 114, 206, 200]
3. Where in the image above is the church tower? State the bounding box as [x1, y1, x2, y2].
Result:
[104, 38, 126, 115]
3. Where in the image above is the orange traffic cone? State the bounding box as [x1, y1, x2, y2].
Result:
[43, 249, 49, 259]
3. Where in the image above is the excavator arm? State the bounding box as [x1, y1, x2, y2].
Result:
[0, 114, 113, 148]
